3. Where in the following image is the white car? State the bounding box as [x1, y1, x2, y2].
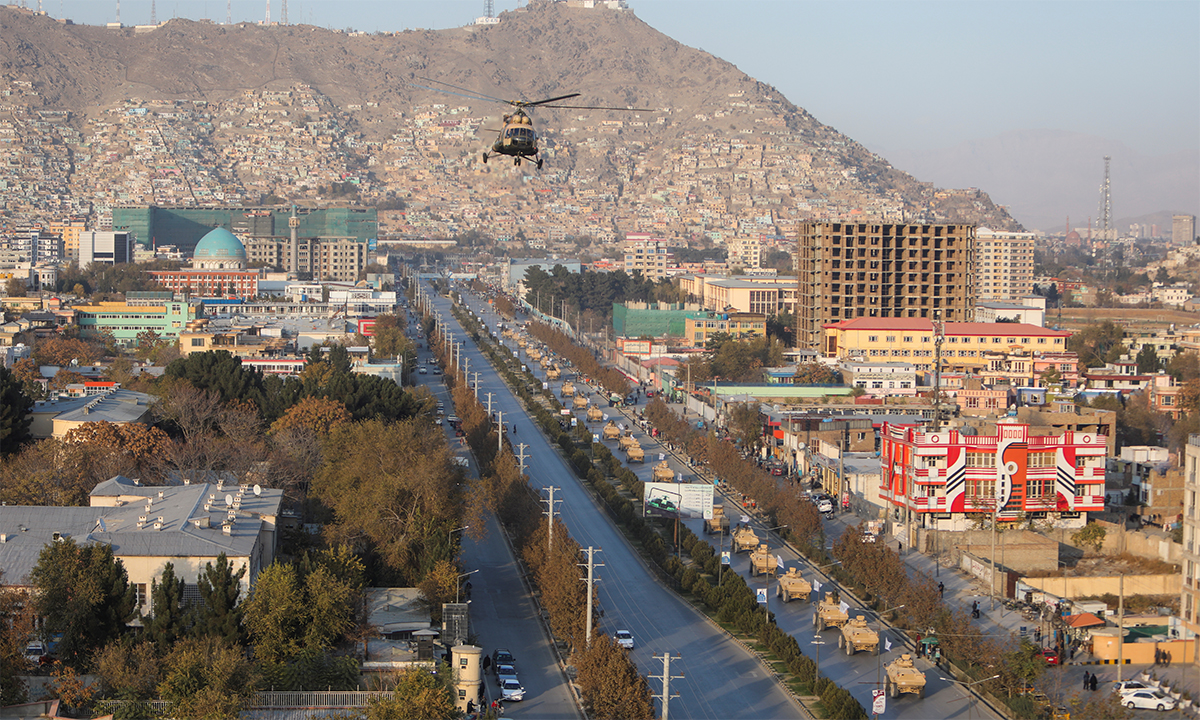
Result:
[500, 678, 525, 702]
[418, 366, 428, 374]
[817, 498, 834, 514]
[496, 664, 518, 686]
[614, 630, 635, 649]
[1112, 680, 1151, 695]
[1123, 690, 1175, 711]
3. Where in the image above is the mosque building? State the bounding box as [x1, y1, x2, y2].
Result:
[147, 227, 260, 300]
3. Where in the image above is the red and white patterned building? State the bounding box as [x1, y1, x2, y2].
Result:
[879, 421, 1106, 531]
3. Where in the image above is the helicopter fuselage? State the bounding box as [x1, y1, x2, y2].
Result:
[491, 113, 539, 159]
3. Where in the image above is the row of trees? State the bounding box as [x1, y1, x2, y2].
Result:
[525, 322, 631, 398]
[521, 264, 683, 323]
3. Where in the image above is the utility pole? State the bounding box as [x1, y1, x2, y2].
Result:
[991, 502, 998, 611]
[1117, 574, 1124, 682]
[471, 372, 481, 397]
[516, 443, 530, 474]
[931, 310, 945, 431]
[485, 392, 494, 415]
[649, 653, 683, 720]
[497, 411, 504, 456]
[580, 547, 604, 648]
[542, 486, 561, 550]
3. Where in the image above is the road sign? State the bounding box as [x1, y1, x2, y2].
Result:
[872, 689, 886, 714]
[756, 588, 767, 605]
[593, 434, 600, 443]
[721, 551, 731, 566]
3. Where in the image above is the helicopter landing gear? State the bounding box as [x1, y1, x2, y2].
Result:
[481, 152, 489, 164]
[536, 157, 544, 170]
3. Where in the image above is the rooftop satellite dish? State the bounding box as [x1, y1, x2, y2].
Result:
[225, 494, 234, 507]
[253, 484, 262, 497]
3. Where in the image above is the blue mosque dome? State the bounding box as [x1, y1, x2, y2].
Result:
[193, 228, 246, 261]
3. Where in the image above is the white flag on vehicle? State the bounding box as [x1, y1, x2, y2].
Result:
[776, 555, 785, 571]
[884, 637, 892, 653]
[839, 600, 850, 614]
[740, 515, 751, 524]
[813, 580, 822, 594]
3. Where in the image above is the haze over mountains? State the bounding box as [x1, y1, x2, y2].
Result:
[0, 1, 1024, 236]
[882, 130, 1199, 233]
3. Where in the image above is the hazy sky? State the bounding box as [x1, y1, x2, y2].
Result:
[50, 0, 1200, 226]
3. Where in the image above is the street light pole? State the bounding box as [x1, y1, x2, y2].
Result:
[940, 674, 999, 720]
[456, 569, 480, 604]
[873, 604, 905, 720]
[449, 525, 470, 551]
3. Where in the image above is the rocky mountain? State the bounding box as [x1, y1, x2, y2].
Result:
[0, 1, 1022, 237]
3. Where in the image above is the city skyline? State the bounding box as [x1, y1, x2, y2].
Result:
[34, 1, 1200, 231]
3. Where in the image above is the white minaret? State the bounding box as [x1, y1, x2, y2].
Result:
[288, 206, 300, 274]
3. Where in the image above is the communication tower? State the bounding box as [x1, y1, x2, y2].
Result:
[264, 0, 270, 24]
[1099, 155, 1112, 239]
[486, 0, 494, 18]
[227, 0, 231, 24]
[281, 0, 288, 24]
[150, 0, 155, 24]
[115, 0, 120, 24]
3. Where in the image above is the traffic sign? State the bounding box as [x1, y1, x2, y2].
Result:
[872, 689, 886, 714]
[756, 588, 767, 605]
[721, 551, 731, 566]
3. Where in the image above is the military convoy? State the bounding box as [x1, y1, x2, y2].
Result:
[838, 616, 880, 655]
[705, 505, 730, 535]
[561, 381, 576, 398]
[885, 654, 927, 699]
[731, 525, 760, 553]
[776, 567, 812, 602]
[749, 545, 778, 577]
[652, 461, 675, 482]
[602, 421, 622, 440]
[813, 592, 850, 631]
[586, 405, 604, 423]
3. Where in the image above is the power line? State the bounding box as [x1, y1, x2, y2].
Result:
[649, 653, 683, 720]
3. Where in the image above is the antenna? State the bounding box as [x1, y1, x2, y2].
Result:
[485, 0, 494, 18]
[226, 0, 231, 24]
[1099, 155, 1112, 239]
[281, 0, 288, 24]
[115, 0, 120, 24]
[150, 0, 155, 24]
[264, 0, 270, 24]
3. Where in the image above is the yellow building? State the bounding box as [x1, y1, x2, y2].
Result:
[822, 317, 1069, 373]
[678, 275, 798, 315]
[684, 312, 767, 346]
[50, 219, 88, 262]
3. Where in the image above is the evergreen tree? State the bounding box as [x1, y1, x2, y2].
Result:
[194, 553, 247, 646]
[0, 364, 33, 454]
[143, 562, 189, 649]
[1135, 344, 1160, 374]
[29, 538, 137, 668]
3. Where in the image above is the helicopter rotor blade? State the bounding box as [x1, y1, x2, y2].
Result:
[536, 104, 654, 112]
[410, 76, 513, 105]
[518, 93, 582, 108]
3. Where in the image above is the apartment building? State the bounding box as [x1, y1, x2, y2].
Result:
[622, 234, 675, 280]
[683, 311, 767, 346]
[1182, 436, 1200, 636]
[78, 231, 133, 266]
[678, 274, 798, 315]
[725, 236, 763, 269]
[796, 222, 975, 350]
[880, 421, 1106, 531]
[244, 237, 368, 282]
[976, 228, 1035, 301]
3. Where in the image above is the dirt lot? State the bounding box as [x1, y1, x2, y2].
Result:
[1053, 307, 1199, 332]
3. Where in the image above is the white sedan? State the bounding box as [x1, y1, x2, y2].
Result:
[500, 678, 525, 702]
[614, 630, 635, 650]
[1122, 689, 1176, 711]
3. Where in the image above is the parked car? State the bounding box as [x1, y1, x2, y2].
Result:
[817, 498, 834, 514]
[1112, 680, 1152, 695]
[418, 366, 428, 374]
[1039, 647, 1059, 665]
[614, 630, 635, 650]
[23, 641, 45, 663]
[500, 679, 526, 702]
[491, 648, 515, 670]
[1122, 689, 1175, 711]
[432, 367, 442, 375]
[496, 664, 518, 686]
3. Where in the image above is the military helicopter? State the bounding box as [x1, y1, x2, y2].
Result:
[410, 77, 649, 169]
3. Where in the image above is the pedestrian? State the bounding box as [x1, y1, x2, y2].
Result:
[1082, 671, 1090, 690]
[1167, 650, 1172, 667]
[1069, 645, 1075, 661]
[1090, 674, 1098, 692]
[482, 655, 492, 672]
[938, 582, 945, 599]
[1154, 648, 1161, 665]
[898, 541, 903, 553]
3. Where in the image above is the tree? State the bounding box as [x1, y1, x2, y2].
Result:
[29, 538, 137, 668]
[243, 559, 358, 664]
[1071, 522, 1107, 553]
[5, 277, 27, 296]
[365, 664, 459, 720]
[143, 562, 190, 649]
[0, 364, 34, 454]
[193, 553, 247, 645]
[727, 403, 764, 456]
[157, 636, 258, 720]
[574, 634, 655, 719]
[1067, 321, 1125, 368]
[9, 357, 45, 400]
[33, 336, 101, 367]
[0, 571, 33, 705]
[1135, 344, 1160, 374]
[92, 640, 161, 705]
[269, 396, 351, 437]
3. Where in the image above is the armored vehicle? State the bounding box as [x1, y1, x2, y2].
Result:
[602, 421, 621, 440]
[546, 365, 561, 381]
[749, 544, 778, 577]
[839, 615, 880, 655]
[573, 395, 589, 409]
[652, 461, 675, 482]
[731, 525, 760, 553]
[561, 381, 576, 398]
[626, 444, 645, 463]
[885, 654, 927, 699]
[587, 405, 603, 423]
[618, 432, 638, 451]
[776, 567, 812, 602]
[814, 592, 850, 631]
[705, 505, 730, 535]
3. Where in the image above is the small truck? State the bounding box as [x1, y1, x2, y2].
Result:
[813, 592, 850, 631]
[705, 505, 730, 535]
[561, 381, 576, 398]
[838, 615, 880, 655]
[602, 421, 621, 440]
[652, 461, 675, 482]
[749, 544, 778, 577]
[626, 442, 644, 463]
[885, 654, 927, 699]
[587, 405, 603, 423]
[776, 567, 812, 602]
[731, 525, 760, 553]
